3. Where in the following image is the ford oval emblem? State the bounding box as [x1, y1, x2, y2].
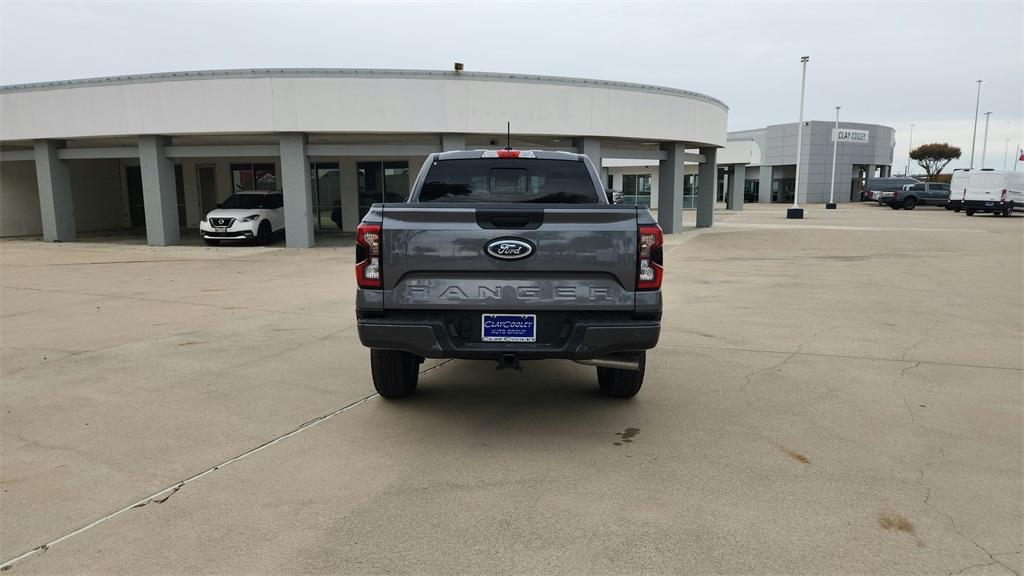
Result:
[486, 238, 534, 260]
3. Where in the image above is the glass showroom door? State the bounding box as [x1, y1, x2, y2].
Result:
[310, 162, 340, 231]
[357, 161, 409, 221]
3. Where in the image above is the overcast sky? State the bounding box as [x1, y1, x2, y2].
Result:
[1, 0, 1021, 170]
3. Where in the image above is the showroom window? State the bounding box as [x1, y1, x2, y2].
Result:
[231, 163, 277, 192]
[620, 174, 652, 207]
[744, 180, 759, 202]
[683, 174, 698, 209]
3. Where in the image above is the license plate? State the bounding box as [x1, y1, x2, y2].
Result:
[482, 314, 536, 342]
[985, 202, 994, 207]
[215, 227, 227, 232]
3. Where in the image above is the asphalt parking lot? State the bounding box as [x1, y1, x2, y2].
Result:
[1, 204, 1021, 575]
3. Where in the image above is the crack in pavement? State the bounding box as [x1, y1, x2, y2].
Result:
[902, 317, 943, 363]
[0, 358, 456, 572]
[912, 445, 1022, 576]
[739, 326, 835, 394]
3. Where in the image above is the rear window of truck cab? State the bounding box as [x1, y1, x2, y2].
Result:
[418, 159, 598, 204]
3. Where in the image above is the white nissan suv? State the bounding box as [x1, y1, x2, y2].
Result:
[200, 191, 284, 246]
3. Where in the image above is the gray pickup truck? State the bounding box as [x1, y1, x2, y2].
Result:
[878, 181, 950, 210]
[355, 149, 663, 399]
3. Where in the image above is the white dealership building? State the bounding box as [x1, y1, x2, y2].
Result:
[0, 68, 730, 247]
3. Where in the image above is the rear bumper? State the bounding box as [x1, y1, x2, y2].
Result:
[357, 314, 660, 360]
[964, 200, 1014, 212]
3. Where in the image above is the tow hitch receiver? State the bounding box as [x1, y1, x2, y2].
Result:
[496, 354, 522, 371]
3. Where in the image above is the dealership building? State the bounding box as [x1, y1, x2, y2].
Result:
[606, 121, 896, 209]
[0, 68, 731, 248]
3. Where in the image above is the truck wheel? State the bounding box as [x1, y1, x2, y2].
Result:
[597, 351, 645, 399]
[370, 349, 419, 399]
[903, 197, 917, 210]
[965, 209, 975, 216]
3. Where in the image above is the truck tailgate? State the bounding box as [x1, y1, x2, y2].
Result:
[380, 205, 639, 311]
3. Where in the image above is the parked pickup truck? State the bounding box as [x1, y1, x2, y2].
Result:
[878, 181, 950, 210]
[355, 150, 663, 399]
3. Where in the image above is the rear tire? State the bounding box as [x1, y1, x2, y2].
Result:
[370, 349, 420, 399]
[903, 197, 917, 210]
[203, 239, 220, 246]
[966, 209, 975, 216]
[597, 351, 646, 399]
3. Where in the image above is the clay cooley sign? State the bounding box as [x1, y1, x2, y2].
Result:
[832, 129, 870, 144]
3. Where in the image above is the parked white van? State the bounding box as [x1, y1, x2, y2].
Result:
[963, 170, 1023, 217]
[946, 169, 970, 212]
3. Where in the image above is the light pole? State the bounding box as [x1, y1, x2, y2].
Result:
[787, 55, 809, 220]
[981, 112, 992, 169]
[906, 123, 914, 176]
[827, 106, 840, 209]
[969, 80, 982, 168]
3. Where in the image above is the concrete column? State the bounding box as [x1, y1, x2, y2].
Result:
[279, 133, 314, 248]
[758, 165, 772, 204]
[33, 139, 76, 242]
[696, 147, 717, 228]
[573, 137, 606, 184]
[137, 135, 180, 246]
[728, 164, 746, 211]
[339, 158, 360, 232]
[866, 164, 876, 179]
[181, 160, 201, 227]
[441, 133, 465, 152]
[657, 142, 685, 233]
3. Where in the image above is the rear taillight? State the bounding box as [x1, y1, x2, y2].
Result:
[1000, 189, 1007, 202]
[637, 224, 664, 291]
[355, 223, 381, 288]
